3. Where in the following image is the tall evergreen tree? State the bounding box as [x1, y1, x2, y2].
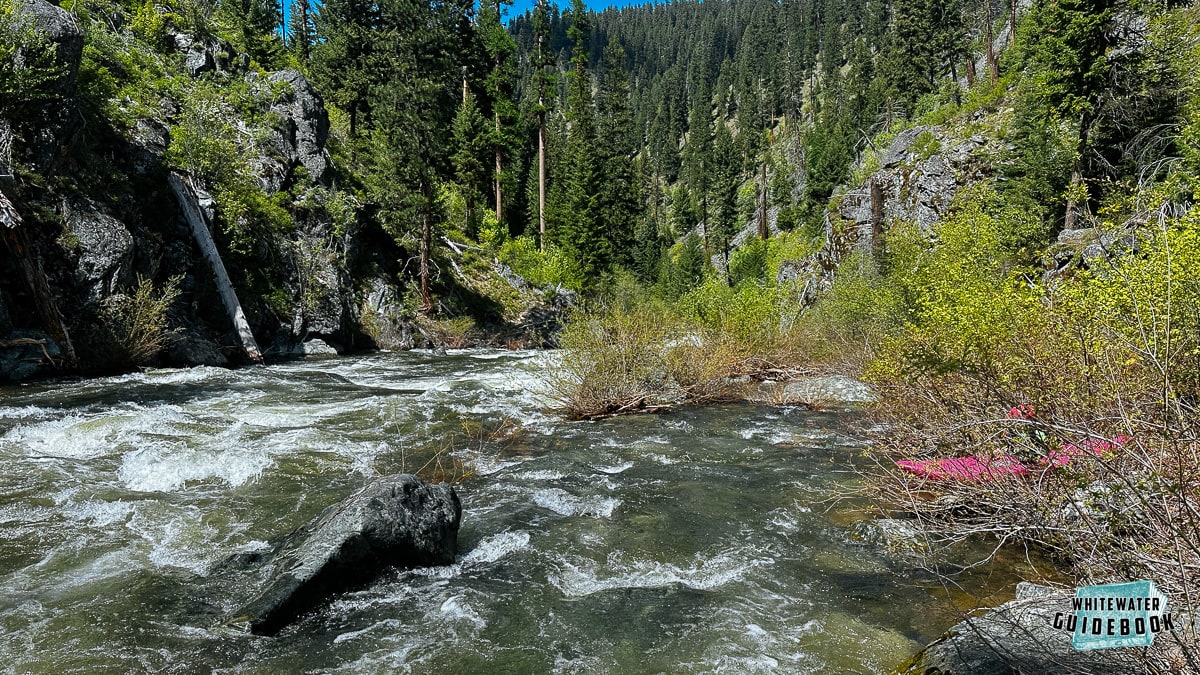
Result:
[367, 0, 473, 310]
[1018, 0, 1117, 228]
[595, 41, 641, 269]
[312, 0, 381, 140]
[530, 0, 555, 249]
[557, 0, 607, 280]
[453, 91, 492, 238]
[479, 0, 519, 230]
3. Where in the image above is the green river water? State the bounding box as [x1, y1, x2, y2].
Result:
[0, 349, 1043, 673]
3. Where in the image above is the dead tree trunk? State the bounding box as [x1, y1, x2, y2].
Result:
[420, 180, 433, 312]
[758, 161, 768, 241]
[168, 172, 263, 363]
[870, 180, 885, 252]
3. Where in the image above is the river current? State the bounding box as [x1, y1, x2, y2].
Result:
[0, 349, 1037, 673]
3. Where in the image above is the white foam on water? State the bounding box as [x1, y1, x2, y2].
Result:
[0, 405, 56, 422]
[548, 549, 768, 598]
[434, 595, 486, 628]
[333, 618, 405, 645]
[136, 365, 233, 385]
[463, 530, 531, 565]
[532, 488, 620, 518]
[413, 531, 531, 580]
[5, 414, 128, 460]
[518, 469, 565, 481]
[591, 461, 634, 475]
[644, 452, 681, 465]
[63, 499, 136, 528]
[471, 455, 523, 476]
[125, 506, 220, 574]
[118, 437, 273, 493]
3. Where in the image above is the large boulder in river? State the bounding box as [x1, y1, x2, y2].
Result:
[228, 474, 461, 635]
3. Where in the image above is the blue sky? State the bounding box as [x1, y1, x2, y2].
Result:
[284, 1, 653, 31]
[508, 0, 652, 16]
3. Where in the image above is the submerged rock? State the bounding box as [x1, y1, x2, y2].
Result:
[903, 583, 1145, 674]
[226, 474, 461, 635]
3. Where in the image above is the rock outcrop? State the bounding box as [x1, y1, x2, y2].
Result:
[17, 0, 84, 169]
[266, 70, 331, 186]
[226, 474, 461, 635]
[60, 198, 135, 303]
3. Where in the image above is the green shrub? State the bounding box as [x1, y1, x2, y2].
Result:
[728, 237, 768, 286]
[498, 235, 585, 291]
[0, 0, 63, 124]
[102, 276, 182, 365]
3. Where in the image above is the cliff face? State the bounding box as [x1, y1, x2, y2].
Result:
[0, 0, 556, 382]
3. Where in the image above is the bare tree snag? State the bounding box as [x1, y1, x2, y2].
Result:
[168, 172, 263, 363]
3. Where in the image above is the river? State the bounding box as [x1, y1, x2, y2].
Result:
[0, 349, 1040, 673]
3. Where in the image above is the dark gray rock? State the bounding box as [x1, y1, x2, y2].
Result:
[363, 276, 417, 350]
[17, 0, 83, 98]
[18, 0, 84, 168]
[0, 329, 61, 381]
[227, 474, 461, 635]
[0, 293, 10, 335]
[267, 70, 330, 185]
[166, 329, 229, 367]
[880, 126, 932, 168]
[905, 585, 1144, 674]
[61, 199, 135, 303]
[292, 234, 352, 341]
[288, 338, 339, 358]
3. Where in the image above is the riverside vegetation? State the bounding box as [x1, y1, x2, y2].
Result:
[3, 0, 1200, 670]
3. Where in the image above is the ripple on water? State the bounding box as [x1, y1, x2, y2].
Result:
[118, 437, 273, 493]
[531, 488, 621, 518]
[413, 531, 533, 581]
[548, 547, 770, 598]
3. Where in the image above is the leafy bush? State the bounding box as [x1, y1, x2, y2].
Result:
[728, 237, 768, 286]
[102, 276, 182, 365]
[0, 0, 63, 125]
[167, 87, 290, 250]
[498, 235, 585, 291]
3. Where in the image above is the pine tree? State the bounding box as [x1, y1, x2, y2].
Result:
[218, 0, 283, 67]
[1018, 0, 1117, 229]
[287, 0, 315, 63]
[312, 0, 381, 140]
[595, 41, 642, 269]
[367, 0, 471, 310]
[531, 0, 556, 249]
[453, 91, 492, 238]
[557, 0, 608, 281]
[479, 0, 519, 230]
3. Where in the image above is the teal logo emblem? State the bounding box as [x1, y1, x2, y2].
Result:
[1052, 580, 1172, 650]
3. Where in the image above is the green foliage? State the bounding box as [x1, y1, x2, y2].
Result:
[677, 276, 781, 347]
[131, 0, 172, 50]
[498, 235, 585, 291]
[805, 250, 906, 353]
[728, 237, 768, 286]
[101, 275, 182, 366]
[911, 130, 941, 162]
[166, 87, 290, 249]
[0, 0, 63, 124]
[216, 0, 283, 67]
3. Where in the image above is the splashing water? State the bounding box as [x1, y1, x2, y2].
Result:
[0, 350, 1041, 672]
